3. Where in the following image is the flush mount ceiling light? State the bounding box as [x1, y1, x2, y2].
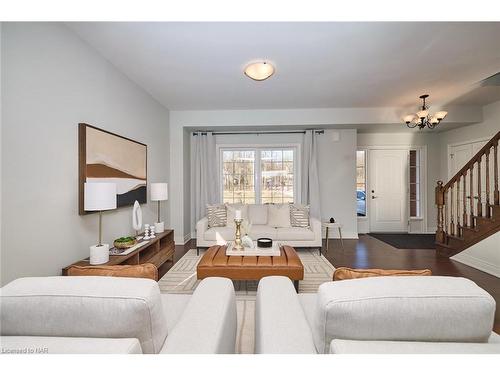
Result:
[403, 94, 448, 130]
[244, 61, 275, 81]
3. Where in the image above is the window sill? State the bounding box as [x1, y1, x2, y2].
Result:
[410, 217, 424, 220]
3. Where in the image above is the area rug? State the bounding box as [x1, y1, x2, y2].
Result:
[158, 248, 335, 354]
[368, 233, 436, 249]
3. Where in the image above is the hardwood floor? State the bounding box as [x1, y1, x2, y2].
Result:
[172, 234, 500, 333]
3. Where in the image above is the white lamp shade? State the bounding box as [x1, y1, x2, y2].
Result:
[84, 182, 117, 211]
[403, 114, 415, 123]
[416, 109, 429, 119]
[151, 183, 168, 201]
[435, 111, 448, 120]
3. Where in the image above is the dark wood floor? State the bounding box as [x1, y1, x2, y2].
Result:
[172, 234, 500, 333]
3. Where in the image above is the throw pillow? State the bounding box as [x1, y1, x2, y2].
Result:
[267, 204, 291, 228]
[206, 204, 227, 228]
[289, 203, 310, 227]
[226, 204, 249, 227]
[333, 267, 432, 281]
[67, 264, 158, 280]
[248, 204, 268, 225]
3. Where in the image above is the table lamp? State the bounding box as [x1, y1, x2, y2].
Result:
[84, 182, 117, 264]
[151, 182, 168, 233]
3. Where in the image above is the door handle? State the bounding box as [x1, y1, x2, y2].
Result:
[371, 195, 378, 199]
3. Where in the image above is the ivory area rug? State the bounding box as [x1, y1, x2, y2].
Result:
[158, 248, 335, 354]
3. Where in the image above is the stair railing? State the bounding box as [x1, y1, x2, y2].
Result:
[436, 131, 500, 246]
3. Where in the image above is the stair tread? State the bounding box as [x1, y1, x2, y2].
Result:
[447, 234, 465, 242]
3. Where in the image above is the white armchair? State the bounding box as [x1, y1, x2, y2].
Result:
[0, 276, 237, 354]
[256, 276, 500, 354]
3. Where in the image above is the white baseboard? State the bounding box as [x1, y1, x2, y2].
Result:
[452, 253, 500, 278]
[174, 233, 192, 245]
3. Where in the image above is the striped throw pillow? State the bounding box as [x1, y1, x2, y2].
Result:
[289, 204, 310, 227]
[206, 204, 227, 228]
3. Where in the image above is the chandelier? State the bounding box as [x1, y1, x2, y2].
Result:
[403, 94, 448, 129]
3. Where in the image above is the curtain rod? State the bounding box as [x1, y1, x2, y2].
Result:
[192, 130, 325, 136]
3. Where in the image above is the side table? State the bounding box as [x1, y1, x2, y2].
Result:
[322, 222, 344, 254]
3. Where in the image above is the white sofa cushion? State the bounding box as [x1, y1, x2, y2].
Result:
[0, 276, 168, 354]
[249, 225, 278, 240]
[204, 226, 235, 242]
[276, 227, 315, 241]
[162, 277, 237, 354]
[268, 204, 291, 228]
[226, 204, 248, 226]
[161, 294, 191, 332]
[248, 204, 268, 225]
[256, 276, 317, 354]
[313, 276, 496, 353]
[329, 339, 500, 354]
[0, 336, 143, 354]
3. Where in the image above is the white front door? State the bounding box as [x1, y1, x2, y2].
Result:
[369, 149, 408, 232]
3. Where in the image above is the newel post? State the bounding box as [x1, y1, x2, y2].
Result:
[435, 180, 445, 244]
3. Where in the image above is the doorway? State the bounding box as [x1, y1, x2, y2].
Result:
[368, 149, 408, 232]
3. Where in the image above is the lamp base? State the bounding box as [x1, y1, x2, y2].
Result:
[90, 244, 109, 265]
[154, 222, 165, 233]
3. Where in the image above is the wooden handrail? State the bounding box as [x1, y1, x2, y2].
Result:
[443, 131, 500, 190]
[436, 130, 500, 249]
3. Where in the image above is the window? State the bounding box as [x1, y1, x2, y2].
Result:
[222, 150, 256, 204]
[409, 149, 421, 217]
[261, 150, 294, 204]
[356, 150, 366, 217]
[221, 147, 296, 204]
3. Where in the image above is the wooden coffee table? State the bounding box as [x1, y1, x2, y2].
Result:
[197, 244, 304, 291]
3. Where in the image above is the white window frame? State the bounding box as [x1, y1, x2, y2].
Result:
[409, 149, 422, 219]
[356, 149, 368, 220]
[217, 143, 301, 205]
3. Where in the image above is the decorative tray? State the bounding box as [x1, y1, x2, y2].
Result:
[109, 240, 149, 256]
[225, 241, 281, 256]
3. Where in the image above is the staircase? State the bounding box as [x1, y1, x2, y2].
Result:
[435, 131, 500, 257]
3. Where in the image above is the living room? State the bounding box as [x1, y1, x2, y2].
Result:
[1, 0, 500, 372]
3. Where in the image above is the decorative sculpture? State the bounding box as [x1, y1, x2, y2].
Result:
[132, 200, 143, 237]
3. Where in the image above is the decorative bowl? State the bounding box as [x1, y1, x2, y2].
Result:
[113, 237, 137, 249]
[257, 238, 273, 248]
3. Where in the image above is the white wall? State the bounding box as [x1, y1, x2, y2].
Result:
[357, 132, 440, 233]
[438, 100, 500, 181]
[317, 130, 357, 238]
[437, 100, 500, 278]
[169, 109, 362, 243]
[1, 23, 170, 285]
[196, 130, 357, 239]
[451, 231, 500, 278]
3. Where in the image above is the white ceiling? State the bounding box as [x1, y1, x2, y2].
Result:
[68, 22, 500, 111]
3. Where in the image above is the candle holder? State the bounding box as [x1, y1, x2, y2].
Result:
[234, 219, 243, 250]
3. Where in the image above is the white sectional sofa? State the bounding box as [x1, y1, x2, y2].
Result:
[255, 276, 500, 354]
[196, 204, 322, 252]
[0, 276, 236, 354]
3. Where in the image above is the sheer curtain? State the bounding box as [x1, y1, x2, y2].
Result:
[301, 130, 321, 219]
[193, 132, 219, 222]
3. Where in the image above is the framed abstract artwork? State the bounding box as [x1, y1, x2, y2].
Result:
[79, 123, 147, 215]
